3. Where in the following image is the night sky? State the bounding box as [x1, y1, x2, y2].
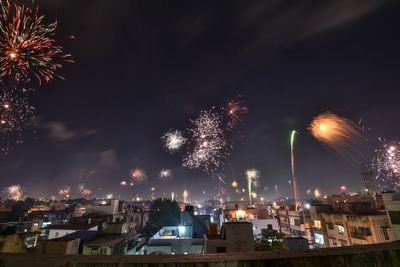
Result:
[1, 0, 400, 202]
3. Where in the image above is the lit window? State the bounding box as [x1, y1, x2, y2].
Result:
[337, 225, 345, 235]
[314, 220, 321, 229]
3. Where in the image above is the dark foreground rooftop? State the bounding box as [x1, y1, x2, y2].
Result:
[0, 241, 399, 267]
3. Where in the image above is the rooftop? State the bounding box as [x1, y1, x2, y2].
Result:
[84, 235, 126, 248]
[46, 223, 98, 231]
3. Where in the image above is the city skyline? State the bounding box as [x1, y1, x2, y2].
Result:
[1, 0, 400, 201]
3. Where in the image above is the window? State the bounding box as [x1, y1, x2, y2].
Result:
[339, 239, 348, 246]
[289, 218, 295, 225]
[337, 225, 345, 235]
[314, 233, 324, 245]
[91, 248, 98, 255]
[327, 223, 334, 230]
[329, 238, 337, 246]
[314, 220, 321, 229]
[381, 227, 390, 240]
[350, 226, 371, 240]
[55, 232, 59, 238]
[216, 247, 226, 253]
[100, 248, 108, 255]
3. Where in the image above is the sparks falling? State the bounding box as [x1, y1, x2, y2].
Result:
[372, 141, 400, 191]
[310, 112, 361, 156]
[246, 168, 260, 203]
[0, 85, 35, 136]
[183, 110, 228, 172]
[0, 1, 74, 84]
[161, 130, 187, 153]
[0, 84, 35, 154]
[226, 96, 248, 129]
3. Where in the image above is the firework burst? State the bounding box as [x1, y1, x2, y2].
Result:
[0, 1, 73, 84]
[309, 112, 362, 156]
[0, 84, 34, 153]
[159, 168, 172, 180]
[161, 130, 187, 153]
[5, 184, 23, 200]
[226, 96, 248, 129]
[130, 167, 146, 185]
[58, 185, 70, 199]
[246, 168, 260, 202]
[80, 188, 93, 197]
[183, 110, 228, 172]
[372, 141, 400, 191]
[0, 85, 34, 134]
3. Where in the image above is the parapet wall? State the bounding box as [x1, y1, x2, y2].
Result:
[0, 242, 399, 267]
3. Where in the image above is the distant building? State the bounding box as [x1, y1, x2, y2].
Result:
[310, 198, 396, 248]
[83, 199, 127, 222]
[180, 206, 210, 238]
[82, 234, 127, 255]
[141, 226, 204, 255]
[46, 223, 99, 239]
[278, 206, 314, 247]
[284, 237, 309, 251]
[251, 219, 280, 240]
[204, 222, 255, 253]
[382, 191, 400, 240]
[36, 236, 80, 255]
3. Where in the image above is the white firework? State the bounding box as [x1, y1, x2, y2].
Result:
[159, 169, 172, 180]
[161, 130, 187, 153]
[183, 110, 228, 172]
[5, 185, 23, 201]
[373, 141, 400, 191]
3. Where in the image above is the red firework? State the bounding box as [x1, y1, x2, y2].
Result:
[226, 96, 248, 128]
[0, 1, 73, 84]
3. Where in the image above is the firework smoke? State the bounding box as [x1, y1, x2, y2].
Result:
[161, 130, 187, 153]
[0, 1, 73, 84]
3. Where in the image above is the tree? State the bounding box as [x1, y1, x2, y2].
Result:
[149, 198, 180, 227]
[255, 229, 287, 251]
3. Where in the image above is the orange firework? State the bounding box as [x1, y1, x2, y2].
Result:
[309, 112, 361, 156]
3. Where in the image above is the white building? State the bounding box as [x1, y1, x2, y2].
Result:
[46, 224, 99, 239]
[140, 226, 203, 255]
[251, 219, 279, 240]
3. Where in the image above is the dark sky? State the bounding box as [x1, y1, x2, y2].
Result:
[1, 0, 400, 202]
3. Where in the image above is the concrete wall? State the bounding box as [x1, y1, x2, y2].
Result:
[0, 242, 400, 267]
